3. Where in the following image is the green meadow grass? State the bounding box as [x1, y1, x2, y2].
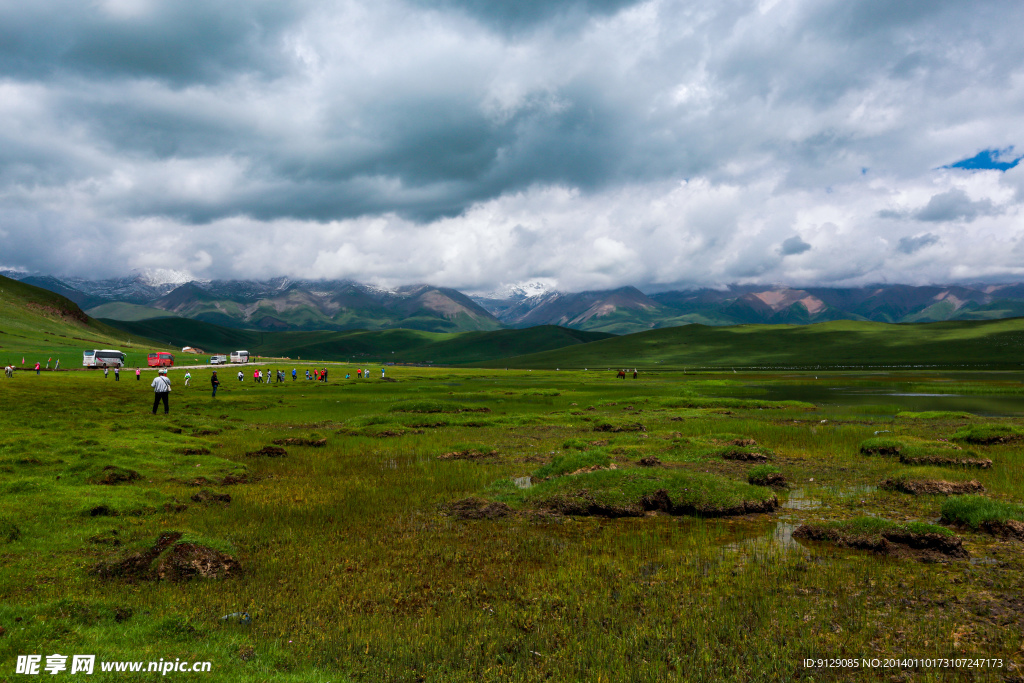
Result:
[1, 366, 1024, 681]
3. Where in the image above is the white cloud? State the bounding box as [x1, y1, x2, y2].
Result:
[0, 0, 1022, 290]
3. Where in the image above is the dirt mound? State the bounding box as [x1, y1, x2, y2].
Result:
[245, 446, 287, 457]
[94, 531, 241, 582]
[589, 440, 609, 446]
[381, 376, 398, 382]
[220, 474, 249, 485]
[978, 520, 1024, 540]
[793, 525, 968, 561]
[155, 543, 241, 581]
[899, 455, 992, 468]
[437, 449, 498, 460]
[179, 447, 211, 455]
[191, 428, 221, 436]
[638, 457, 662, 467]
[190, 490, 232, 505]
[87, 466, 141, 485]
[442, 498, 513, 520]
[750, 472, 787, 487]
[593, 422, 646, 433]
[720, 449, 769, 462]
[860, 444, 901, 455]
[272, 437, 327, 447]
[881, 479, 985, 495]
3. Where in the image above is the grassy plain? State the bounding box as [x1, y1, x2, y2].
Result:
[2, 366, 1024, 681]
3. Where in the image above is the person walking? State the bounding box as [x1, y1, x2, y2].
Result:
[184, 371, 192, 387]
[238, 370, 243, 382]
[151, 368, 171, 415]
[633, 369, 638, 379]
[211, 371, 220, 398]
[136, 367, 141, 381]
[114, 366, 120, 381]
[292, 368, 297, 381]
[324, 368, 328, 382]
[357, 368, 362, 379]
[54, 359, 59, 371]
[104, 366, 108, 379]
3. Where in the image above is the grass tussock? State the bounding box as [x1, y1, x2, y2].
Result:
[951, 423, 1024, 444]
[940, 495, 1024, 529]
[492, 469, 777, 518]
[531, 450, 611, 479]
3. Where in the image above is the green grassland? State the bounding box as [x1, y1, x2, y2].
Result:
[478, 317, 1024, 369]
[3, 365, 1024, 681]
[6, 279, 1024, 680]
[102, 317, 612, 365]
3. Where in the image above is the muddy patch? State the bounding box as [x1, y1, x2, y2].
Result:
[441, 497, 513, 520]
[593, 422, 646, 433]
[750, 472, 787, 487]
[720, 448, 769, 462]
[881, 479, 985, 496]
[637, 456, 662, 467]
[87, 466, 141, 485]
[179, 447, 211, 456]
[245, 446, 287, 457]
[899, 455, 992, 468]
[437, 449, 498, 460]
[792, 524, 968, 561]
[272, 437, 327, 447]
[190, 490, 232, 505]
[94, 531, 241, 582]
[946, 519, 1024, 541]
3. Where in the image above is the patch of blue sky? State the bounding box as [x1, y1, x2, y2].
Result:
[943, 147, 1021, 172]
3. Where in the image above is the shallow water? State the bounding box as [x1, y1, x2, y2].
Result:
[708, 379, 1024, 416]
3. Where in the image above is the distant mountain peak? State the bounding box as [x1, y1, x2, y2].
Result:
[131, 268, 202, 288]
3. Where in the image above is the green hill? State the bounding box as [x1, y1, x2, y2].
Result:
[0, 275, 174, 367]
[474, 318, 1024, 369]
[100, 317, 613, 364]
[86, 301, 183, 321]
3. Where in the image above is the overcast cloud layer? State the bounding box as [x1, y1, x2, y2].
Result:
[1, 0, 1023, 292]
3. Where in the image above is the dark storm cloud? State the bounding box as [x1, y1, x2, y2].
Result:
[408, 0, 641, 31]
[897, 233, 939, 254]
[915, 189, 995, 223]
[0, 0, 301, 85]
[779, 236, 811, 256]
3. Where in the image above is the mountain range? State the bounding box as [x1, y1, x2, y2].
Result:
[6, 269, 1024, 334]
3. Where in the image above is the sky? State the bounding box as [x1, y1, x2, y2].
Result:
[1, 0, 1022, 294]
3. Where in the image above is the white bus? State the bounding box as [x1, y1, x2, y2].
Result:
[83, 349, 126, 368]
[229, 350, 250, 364]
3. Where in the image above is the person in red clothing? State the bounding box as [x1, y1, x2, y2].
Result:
[34, 362, 40, 375]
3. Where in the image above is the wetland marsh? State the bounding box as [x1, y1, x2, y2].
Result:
[1, 367, 1023, 681]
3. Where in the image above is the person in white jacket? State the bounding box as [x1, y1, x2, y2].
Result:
[151, 369, 171, 415]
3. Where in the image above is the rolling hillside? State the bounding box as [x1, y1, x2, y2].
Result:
[474, 318, 1024, 369]
[0, 274, 173, 367]
[100, 317, 613, 364]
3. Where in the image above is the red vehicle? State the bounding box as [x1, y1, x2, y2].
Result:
[147, 352, 175, 367]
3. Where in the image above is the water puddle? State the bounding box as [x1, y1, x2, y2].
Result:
[723, 521, 808, 556]
[781, 488, 820, 510]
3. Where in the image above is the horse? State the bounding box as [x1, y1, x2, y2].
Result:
[616, 369, 626, 379]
